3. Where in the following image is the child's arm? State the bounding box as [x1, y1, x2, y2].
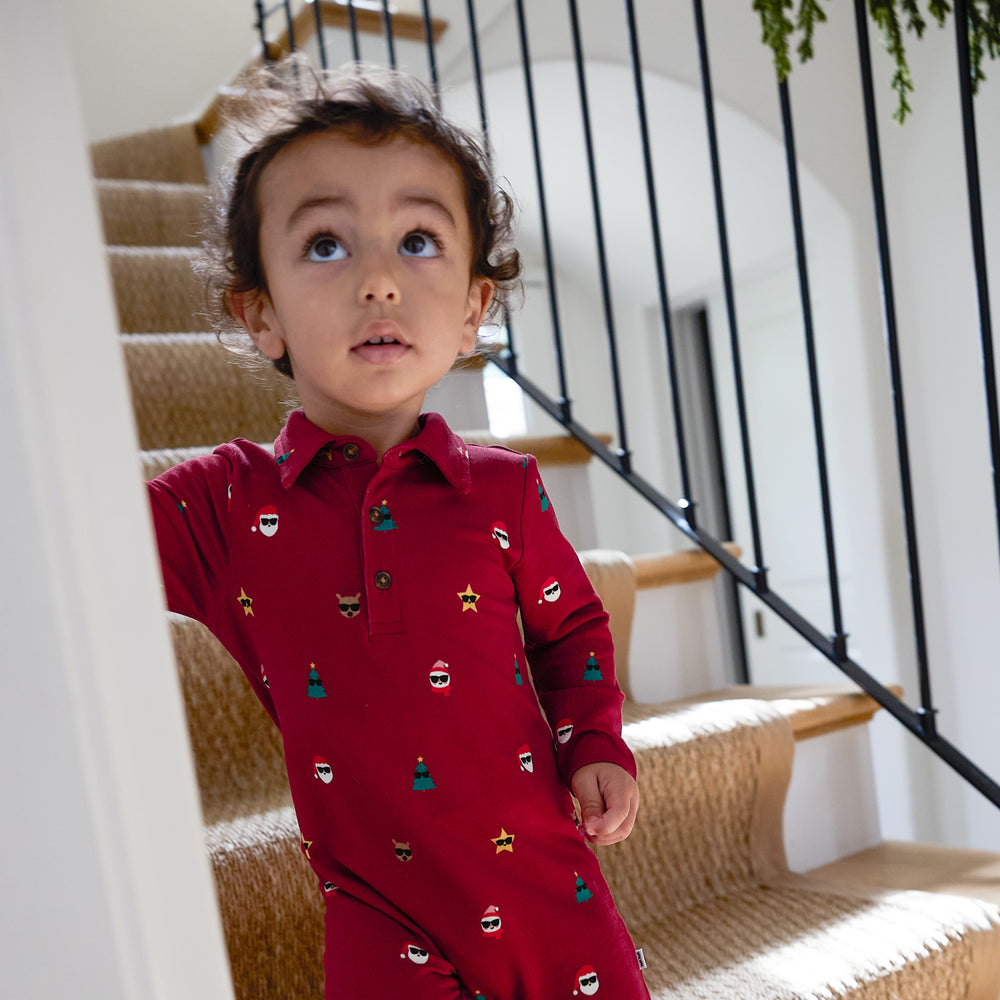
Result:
[510, 455, 637, 804]
[147, 452, 233, 625]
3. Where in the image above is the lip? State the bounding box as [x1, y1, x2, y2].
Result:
[354, 320, 408, 350]
[351, 322, 411, 365]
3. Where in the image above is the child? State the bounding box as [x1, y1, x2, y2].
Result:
[148, 59, 650, 1000]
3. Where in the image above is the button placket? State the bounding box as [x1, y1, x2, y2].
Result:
[363, 471, 402, 633]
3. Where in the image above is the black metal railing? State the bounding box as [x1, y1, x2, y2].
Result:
[251, 1, 1000, 811]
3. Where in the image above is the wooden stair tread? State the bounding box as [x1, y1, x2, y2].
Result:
[461, 429, 610, 465]
[633, 544, 741, 588]
[624, 683, 904, 741]
[809, 840, 1000, 908]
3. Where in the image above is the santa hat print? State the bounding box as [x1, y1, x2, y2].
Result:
[480, 904, 502, 939]
[573, 965, 600, 995]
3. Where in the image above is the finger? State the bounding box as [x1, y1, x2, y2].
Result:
[588, 780, 630, 838]
[572, 774, 607, 837]
[590, 787, 639, 846]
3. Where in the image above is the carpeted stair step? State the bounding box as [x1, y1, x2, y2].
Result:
[170, 614, 289, 826]
[597, 698, 1000, 999]
[206, 806, 324, 1000]
[90, 122, 206, 183]
[97, 180, 207, 247]
[109, 246, 206, 333]
[124, 333, 291, 449]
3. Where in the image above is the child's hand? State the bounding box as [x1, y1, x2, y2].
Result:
[570, 762, 640, 846]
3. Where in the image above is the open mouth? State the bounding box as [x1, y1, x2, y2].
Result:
[352, 330, 409, 364]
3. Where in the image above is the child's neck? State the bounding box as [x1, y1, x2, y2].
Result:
[304, 407, 423, 462]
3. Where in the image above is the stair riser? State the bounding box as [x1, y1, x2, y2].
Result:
[109, 248, 206, 333]
[98, 181, 206, 247]
[90, 123, 206, 184]
[123, 335, 292, 450]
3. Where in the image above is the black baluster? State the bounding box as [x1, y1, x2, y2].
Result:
[777, 79, 847, 660]
[853, 0, 935, 735]
[692, 0, 768, 593]
[566, 0, 631, 472]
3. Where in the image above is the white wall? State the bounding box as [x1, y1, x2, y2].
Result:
[4, 4, 235, 996]
[63, 0, 261, 141]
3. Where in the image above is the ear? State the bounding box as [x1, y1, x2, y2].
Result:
[460, 278, 495, 354]
[229, 289, 287, 361]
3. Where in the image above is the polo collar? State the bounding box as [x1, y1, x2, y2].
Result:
[273, 410, 472, 493]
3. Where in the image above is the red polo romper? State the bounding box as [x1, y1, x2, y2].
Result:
[149, 410, 650, 1000]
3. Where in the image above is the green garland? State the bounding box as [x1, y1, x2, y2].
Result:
[752, 0, 1000, 122]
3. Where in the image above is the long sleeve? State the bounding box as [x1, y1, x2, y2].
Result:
[510, 456, 636, 785]
[147, 452, 234, 627]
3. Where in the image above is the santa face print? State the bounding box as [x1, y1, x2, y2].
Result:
[337, 593, 361, 618]
[401, 943, 429, 965]
[538, 577, 561, 604]
[574, 967, 600, 996]
[480, 906, 502, 939]
[491, 521, 510, 549]
[312, 757, 333, 783]
[518, 745, 534, 772]
[556, 720, 574, 744]
[429, 660, 451, 693]
[252, 506, 279, 536]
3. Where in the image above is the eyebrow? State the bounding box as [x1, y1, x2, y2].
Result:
[283, 192, 458, 232]
[284, 196, 344, 233]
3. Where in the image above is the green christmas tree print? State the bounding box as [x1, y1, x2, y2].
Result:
[575, 872, 593, 903]
[373, 500, 398, 532]
[412, 757, 436, 790]
[583, 652, 603, 681]
[307, 664, 327, 699]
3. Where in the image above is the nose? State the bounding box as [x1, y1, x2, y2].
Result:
[358, 249, 400, 304]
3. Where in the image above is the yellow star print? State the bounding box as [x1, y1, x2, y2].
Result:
[491, 828, 515, 854]
[458, 584, 480, 612]
[301, 839, 314, 859]
[237, 587, 254, 617]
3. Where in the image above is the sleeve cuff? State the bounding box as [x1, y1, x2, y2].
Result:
[561, 730, 637, 785]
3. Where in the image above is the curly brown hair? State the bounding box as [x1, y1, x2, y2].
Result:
[196, 56, 521, 378]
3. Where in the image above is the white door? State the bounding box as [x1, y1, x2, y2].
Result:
[707, 264, 850, 686]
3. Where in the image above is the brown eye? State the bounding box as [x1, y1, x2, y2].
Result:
[400, 231, 440, 258]
[307, 236, 346, 262]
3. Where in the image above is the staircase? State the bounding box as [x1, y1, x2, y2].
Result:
[93, 118, 1000, 1000]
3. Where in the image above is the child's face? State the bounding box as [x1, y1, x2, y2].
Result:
[239, 129, 493, 438]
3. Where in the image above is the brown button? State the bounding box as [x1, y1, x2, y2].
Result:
[368, 506, 384, 524]
[343, 443, 361, 461]
[374, 571, 392, 590]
